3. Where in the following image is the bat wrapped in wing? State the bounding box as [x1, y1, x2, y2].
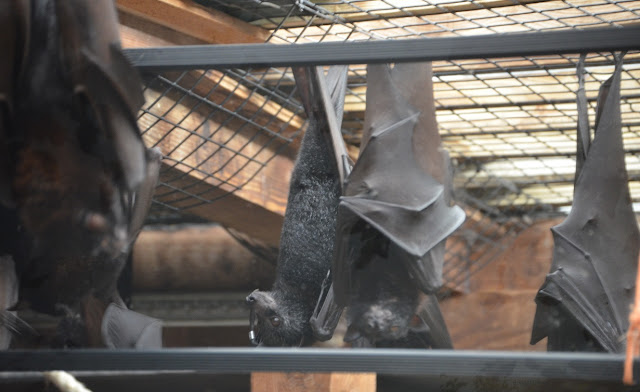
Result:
[244, 66, 347, 347]
[0, 0, 161, 348]
[307, 62, 464, 347]
[531, 53, 639, 353]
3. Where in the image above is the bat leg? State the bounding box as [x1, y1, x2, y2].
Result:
[310, 277, 344, 341]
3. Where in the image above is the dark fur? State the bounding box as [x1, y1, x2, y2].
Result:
[248, 117, 341, 346]
[344, 234, 421, 344]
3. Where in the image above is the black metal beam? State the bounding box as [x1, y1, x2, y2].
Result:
[124, 26, 640, 71]
[0, 349, 636, 382]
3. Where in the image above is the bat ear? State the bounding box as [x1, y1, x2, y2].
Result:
[101, 303, 162, 349]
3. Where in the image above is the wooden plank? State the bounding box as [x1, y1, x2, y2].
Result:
[251, 373, 375, 392]
[118, 11, 207, 47]
[465, 218, 559, 292]
[441, 289, 545, 351]
[329, 373, 376, 392]
[116, 0, 270, 44]
[440, 219, 560, 350]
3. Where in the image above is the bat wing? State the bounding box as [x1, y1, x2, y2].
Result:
[127, 147, 162, 244]
[0, 1, 29, 207]
[531, 54, 639, 352]
[293, 66, 349, 341]
[413, 294, 454, 349]
[333, 63, 464, 303]
[54, 0, 147, 191]
[101, 303, 162, 349]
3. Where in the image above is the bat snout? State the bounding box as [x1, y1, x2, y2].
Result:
[246, 289, 259, 306]
[244, 290, 276, 311]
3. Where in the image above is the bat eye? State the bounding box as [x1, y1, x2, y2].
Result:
[270, 316, 281, 327]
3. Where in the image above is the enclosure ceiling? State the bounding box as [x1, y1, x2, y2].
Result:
[146, 0, 640, 211]
[127, 0, 640, 290]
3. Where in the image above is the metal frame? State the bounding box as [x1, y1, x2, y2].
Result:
[0, 349, 635, 380]
[125, 26, 640, 70]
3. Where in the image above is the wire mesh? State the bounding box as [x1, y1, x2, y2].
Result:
[135, 0, 640, 292]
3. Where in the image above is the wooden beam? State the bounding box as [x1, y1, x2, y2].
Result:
[132, 226, 276, 291]
[251, 373, 376, 392]
[441, 290, 545, 351]
[464, 218, 559, 292]
[116, 0, 270, 44]
[440, 219, 560, 350]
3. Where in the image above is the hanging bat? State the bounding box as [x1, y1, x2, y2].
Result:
[325, 62, 464, 348]
[531, 53, 639, 352]
[0, 0, 161, 348]
[245, 66, 348, 346]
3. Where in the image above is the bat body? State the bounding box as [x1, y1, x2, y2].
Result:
[0, 0, 161, 348]
[531, 54, 639, 352]
[331, 62, 463, 348]
[246, 116, 341, 346]
[246, 67, 347, 347]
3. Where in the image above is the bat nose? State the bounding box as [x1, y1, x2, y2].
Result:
[246, 289, 259, 306]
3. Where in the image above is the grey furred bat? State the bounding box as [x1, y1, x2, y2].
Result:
[531, 53, 639, 352]
[0, 0, 161, 348]
[329, 62, 463, 347]
[245, 67, 347, 347]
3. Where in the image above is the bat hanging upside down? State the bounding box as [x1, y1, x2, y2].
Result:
[0, 0, 162, 348]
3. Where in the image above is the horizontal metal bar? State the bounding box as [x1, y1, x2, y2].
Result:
[0, 349, 635, 381]
[124, 26, 640, 71]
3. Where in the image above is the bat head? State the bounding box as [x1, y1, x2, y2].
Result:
[344, 246, 421, 344]
[246, 289, 308, 346]
[345, 297, 418, 343]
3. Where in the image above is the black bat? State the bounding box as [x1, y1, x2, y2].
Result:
[326, 62, 464, 347]
[0, 0, 161, 348]
[245, 66, 347, 347]
[531, 53, 639, 352]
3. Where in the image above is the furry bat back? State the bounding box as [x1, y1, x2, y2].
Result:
[245, 68, 346, 347]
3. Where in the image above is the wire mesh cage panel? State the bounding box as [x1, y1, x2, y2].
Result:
[134, 0, 640, 292]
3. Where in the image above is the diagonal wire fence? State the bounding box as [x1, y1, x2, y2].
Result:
[136, 0, 640, 293]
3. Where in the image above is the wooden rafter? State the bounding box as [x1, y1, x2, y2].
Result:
[116, 0, 270, 44]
